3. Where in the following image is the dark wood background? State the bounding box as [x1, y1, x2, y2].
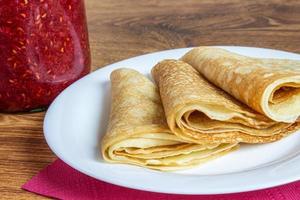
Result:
[1, 0, 300, 199]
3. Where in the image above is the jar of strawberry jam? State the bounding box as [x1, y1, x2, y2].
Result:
[0, 0, 91, 112]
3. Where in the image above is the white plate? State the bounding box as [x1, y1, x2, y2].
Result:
[44, 46, 300, 195]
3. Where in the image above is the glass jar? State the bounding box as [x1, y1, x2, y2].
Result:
[0, 0, 91, 112]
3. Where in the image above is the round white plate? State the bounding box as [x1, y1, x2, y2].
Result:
[44, 46, 300, 195]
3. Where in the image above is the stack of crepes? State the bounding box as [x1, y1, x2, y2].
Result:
[102, 47, 300, 171]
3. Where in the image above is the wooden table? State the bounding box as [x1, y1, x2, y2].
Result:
[1, 0, 300, 199]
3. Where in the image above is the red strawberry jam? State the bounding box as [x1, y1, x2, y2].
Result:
[0, 0, 91, 112]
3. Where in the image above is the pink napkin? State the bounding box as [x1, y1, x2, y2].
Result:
[22, 159, 300, 200]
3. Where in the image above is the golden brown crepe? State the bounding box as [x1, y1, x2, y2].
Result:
[101, 68, 237, 171]
[152, 60, 300, 144]
[181, 47, 300, 123]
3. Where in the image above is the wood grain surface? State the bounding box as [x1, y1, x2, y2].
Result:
[1, 0, 300, 199]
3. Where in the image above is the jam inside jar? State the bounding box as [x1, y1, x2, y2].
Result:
[0, 0, 91, 112]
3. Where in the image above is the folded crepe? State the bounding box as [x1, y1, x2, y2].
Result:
[101, 68, 237, 171]
[181, 47, 300, 123]
[152, 60, 300, 144]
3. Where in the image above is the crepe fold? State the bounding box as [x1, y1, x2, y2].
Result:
[181, 47, 300, 123]
[101, 68, 237, 171]
[152, 60, 300, 144]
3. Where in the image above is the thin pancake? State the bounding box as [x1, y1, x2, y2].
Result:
[152, 60, 300, 144]
[101, 68, 237, 171]
[181, 47, 300, 123]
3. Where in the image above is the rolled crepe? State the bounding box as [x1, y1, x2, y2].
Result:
[152, 60, 300, 144]
[181, 47, 300, 123]
[101, 68, 237, 171]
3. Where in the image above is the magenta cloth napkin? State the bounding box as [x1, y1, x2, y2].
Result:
[22, 159, 300, 200]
